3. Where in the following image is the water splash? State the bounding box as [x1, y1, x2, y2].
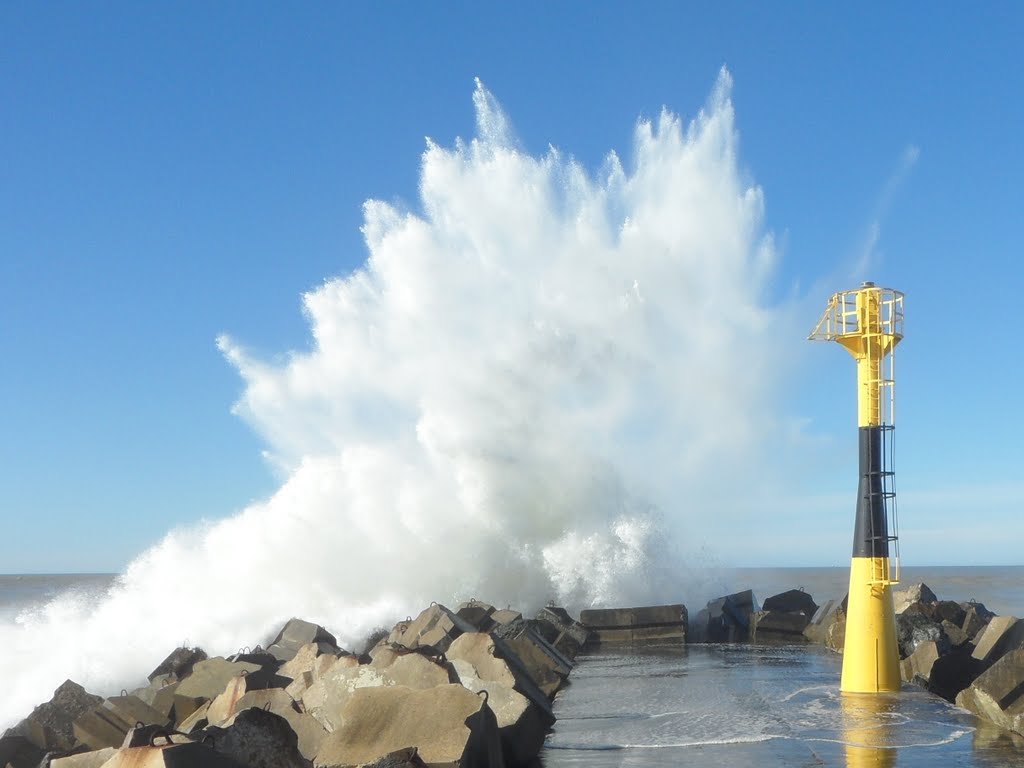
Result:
[1, 69, 791, 728]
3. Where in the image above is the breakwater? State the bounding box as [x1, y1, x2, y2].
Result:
[3, 579, 1023, 767]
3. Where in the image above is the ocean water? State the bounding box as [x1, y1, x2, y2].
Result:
[541, 564, 1024, 766]
[544, 646, 1024, 766]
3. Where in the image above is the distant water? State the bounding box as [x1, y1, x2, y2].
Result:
[0, 573, 116, 623]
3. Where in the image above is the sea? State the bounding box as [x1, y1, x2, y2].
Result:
[2, 566, 1022, 765]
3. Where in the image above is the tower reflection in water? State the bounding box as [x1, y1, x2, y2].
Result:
[842, 693, 899, 768]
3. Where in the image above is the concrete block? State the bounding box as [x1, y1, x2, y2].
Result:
[73, 705, 133, 750]
[803, 598, 844, 647]
[448, 633, 553, 723]
[148, 647, 207, 683]
[452, 660, 547, 766]
[173, 658, 262, 724]
[177, 701, 211, 734]
[11, 679, 103, 751]
[579, 604, 686, 646]
[957, 649, 1024, 733]
[690, 591, 757, 643]
[313, 684, 499, 768]
[387, 604, 475, 654]
[49, 747, 118, 768]
[456, 600, 497, 631]
[892, 583, 937, 614]
[534, 607, 591, 659]
[973, 616, 1024, 666]
[303, 653, 449, 733]
[963, 605, 993, 640]
[489, 609, 522, 626]
[762, 589, 817, 616]
[750, 610, 810, 642]
[267, 618, 340, 662]
[494, 625, 570, 697]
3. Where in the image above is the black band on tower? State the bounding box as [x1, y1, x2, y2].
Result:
[852, 426, 889, 558]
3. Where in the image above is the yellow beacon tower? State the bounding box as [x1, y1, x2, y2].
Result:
[810, 282, 904, 693]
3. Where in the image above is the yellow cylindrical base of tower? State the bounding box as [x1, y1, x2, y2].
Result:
[840, 557, 900, 693]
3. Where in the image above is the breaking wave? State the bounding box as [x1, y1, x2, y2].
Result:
[1, 69, 796, 728]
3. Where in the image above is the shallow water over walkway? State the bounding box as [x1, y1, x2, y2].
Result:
[543, 644, 1024, 767]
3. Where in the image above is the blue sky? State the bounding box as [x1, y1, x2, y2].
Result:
[2, 3, 1022, 573]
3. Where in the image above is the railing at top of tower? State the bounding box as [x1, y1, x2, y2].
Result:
[808, 284, 904, 429]
[808, 284, 904, 344]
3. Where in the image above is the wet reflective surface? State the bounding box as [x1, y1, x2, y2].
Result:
[543, 645, 1024, 767]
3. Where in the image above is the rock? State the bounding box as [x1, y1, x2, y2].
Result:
[690, 591, 758, 643]
[579, 604, 687, 646]
[369, 652, 453, 688]
[762, 589, 817, 616]
[313, 684, 500, 768]
[149, 647, 208, 683]
[11, 679, 103, 751]
[972, 616, 1024, 666]
[896, 611, 950, 659]
[956, 648, 1024, 735]
[226, 689, 327, 762]
[387, 605, 476, 654]
[750, 610, 810, 642]
[174, 658, 263, 724]
[892, 583, 937, 614]
[49, 747, 118, 768]
[0, 734, 45, 768]
[133, 679, 180, 721]
[205, 707, 309, 768]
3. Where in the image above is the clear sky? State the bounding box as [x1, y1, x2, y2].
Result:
[2, 2, 1022, 573]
